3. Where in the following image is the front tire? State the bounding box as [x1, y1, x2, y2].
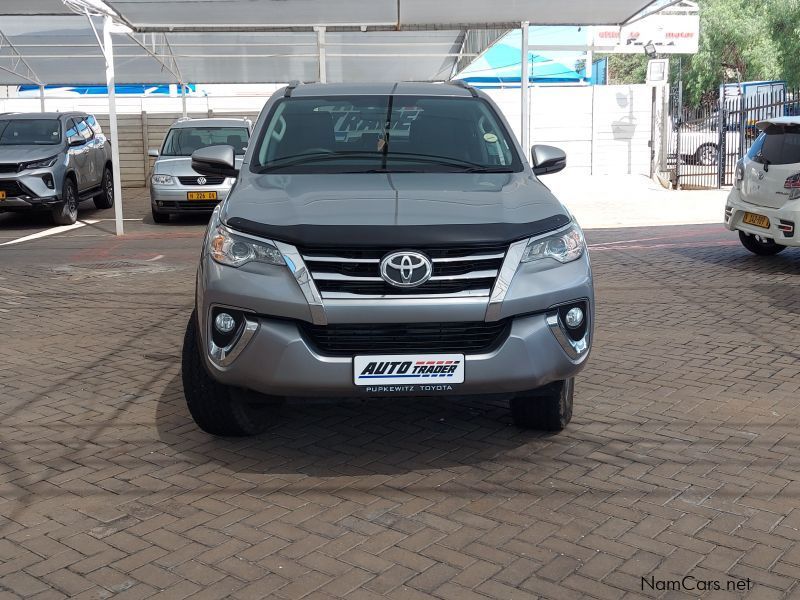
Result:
[738, 231, 786, 255]
[510, 378, 574, 431]
[182, 311, 271, 436]
[52, 178, 78, 225]
[93, 166, 114, 209]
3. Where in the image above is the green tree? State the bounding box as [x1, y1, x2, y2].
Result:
[766, 0, 800, 88]
[682, 0, 779, 105]
[602, 54, 649, 84]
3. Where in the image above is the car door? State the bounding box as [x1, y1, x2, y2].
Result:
[85, 115, 108, 184]
[75, 116, 100, 187]
[64, 118, 90, 192]
[741, 122, 800, 209]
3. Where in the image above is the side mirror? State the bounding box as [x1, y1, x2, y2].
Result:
[147, 148, 160, 157]
[531, 144, 566, 176]
[68, 135, 84, 147]
[191, 145, 238, 178]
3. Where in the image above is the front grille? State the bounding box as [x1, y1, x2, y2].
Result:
[300, 245, 507, 298]
[0, 163, 19, 174]
[300, 320, 511, 356]
[178, 176, 225, 185]
[0, 180, 28, 197]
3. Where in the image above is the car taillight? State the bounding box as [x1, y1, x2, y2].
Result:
[784, 173, 800, 199]
[734, 161, 744, 189]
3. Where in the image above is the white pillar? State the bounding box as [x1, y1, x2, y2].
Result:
[39, 85, 45, 111]
[181, 83, 187, 117]
[104, 16, 124, 236]
[520, 22, 530, 159]
[315, 27, 327, 83]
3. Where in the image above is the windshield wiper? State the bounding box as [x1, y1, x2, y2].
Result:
[258, 151, 382, 171]
[461, 166, 515, 173]
[257, 151, 511, 173]
[386, 152, 487, 169]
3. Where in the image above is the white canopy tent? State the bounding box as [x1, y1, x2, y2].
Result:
[1, 0, 659, 234]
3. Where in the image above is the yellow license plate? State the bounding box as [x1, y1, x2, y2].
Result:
[742, 212, 770, 229]
[0, 191, 5, 200]
[187, 191, 217, 201]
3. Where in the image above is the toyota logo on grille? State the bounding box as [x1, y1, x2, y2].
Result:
[380, 251, 432, 288]
[197, 176, 207, 185]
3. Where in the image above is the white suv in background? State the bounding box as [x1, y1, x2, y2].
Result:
[725, 117, 800, 255]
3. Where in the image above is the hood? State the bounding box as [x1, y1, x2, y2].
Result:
[0, 144, 63, 164]
[221, 171, 571, 247]
[154, 155, 245, 176]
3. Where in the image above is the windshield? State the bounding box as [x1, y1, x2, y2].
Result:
[161, 126, 249, 157]
[250, 95, 522, 174]
[0, 119, 61, 145]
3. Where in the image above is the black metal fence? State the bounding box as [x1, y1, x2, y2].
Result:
[666, 84, 800, 189]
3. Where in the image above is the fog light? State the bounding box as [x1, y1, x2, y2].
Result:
[565, 307, 584, 329]
[214, 312, 236, 333]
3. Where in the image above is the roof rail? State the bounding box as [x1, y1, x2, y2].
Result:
[284, 80, 301, 98]
[449, 80, 478, 97]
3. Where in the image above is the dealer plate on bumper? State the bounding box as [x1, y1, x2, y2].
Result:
[354, 354, 465, 386]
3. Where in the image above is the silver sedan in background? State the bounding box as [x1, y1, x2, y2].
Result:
[149, 117, 251, 223]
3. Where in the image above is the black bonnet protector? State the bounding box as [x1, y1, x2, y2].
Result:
[225, 213, 572, 248]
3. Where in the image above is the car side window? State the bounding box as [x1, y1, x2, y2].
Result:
[64, 118, 79, 142]
[77, 118, 94, 141]
[86, 114, 102, 135]
[746, 133, 765, 161]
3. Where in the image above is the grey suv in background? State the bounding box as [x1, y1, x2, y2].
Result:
[149, 117, 251, 223]
[182, 82, 593, 436]
[0, 112, 114, 225]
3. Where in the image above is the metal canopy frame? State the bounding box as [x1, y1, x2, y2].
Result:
[0, 0, 659, 235]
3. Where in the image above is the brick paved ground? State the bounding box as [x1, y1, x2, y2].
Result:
[0, 189, 799, 599]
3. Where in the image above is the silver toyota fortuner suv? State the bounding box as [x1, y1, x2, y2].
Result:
[0, 112, 114, 224]
[182, 82, 594, 436]
[149, 117, 251, 222]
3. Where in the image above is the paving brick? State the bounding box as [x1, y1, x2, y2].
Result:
[2, 212, 799, 600]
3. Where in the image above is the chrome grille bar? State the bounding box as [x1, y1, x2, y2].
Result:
[300, 245, 507, 298]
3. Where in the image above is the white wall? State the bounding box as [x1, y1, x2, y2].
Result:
[485, 84, 653, 176]
[1, 84, 653, 185]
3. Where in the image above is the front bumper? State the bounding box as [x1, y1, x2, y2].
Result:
[0, 172, 61, 211]
[196, 239, 594, 398]
[725, 189, 799, 246]
[205, 311, 590, 397]
[151, 184, 232, 213]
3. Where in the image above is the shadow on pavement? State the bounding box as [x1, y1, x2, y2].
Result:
[155, 372, 551, 477]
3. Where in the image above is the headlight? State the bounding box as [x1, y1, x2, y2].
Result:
[521, 223, 585, 264]
[208, 225, 285, 268]
[151, 174, 174, 185]
[21, 155, 58, 170]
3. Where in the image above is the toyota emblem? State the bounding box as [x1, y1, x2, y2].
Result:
[197, 176, 207, 185]
[380, 251, 432, 288]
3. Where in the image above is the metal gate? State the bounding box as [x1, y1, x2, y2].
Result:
[666, 84, 799, 189]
